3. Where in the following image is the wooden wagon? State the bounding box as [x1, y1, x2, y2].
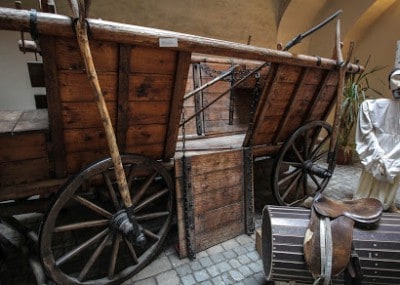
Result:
[0, 2, 361, 284]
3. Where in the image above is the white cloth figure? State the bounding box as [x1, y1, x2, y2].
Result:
[354, 98, 400, 210]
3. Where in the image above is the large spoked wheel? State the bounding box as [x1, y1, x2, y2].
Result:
[272, 121, 335, 206]
[39, 154, 173, 285]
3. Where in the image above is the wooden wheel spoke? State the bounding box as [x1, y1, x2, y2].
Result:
[78, 232, 111, 282]
[132, 171, 158, 206]
[281, 172, 302, 200]
[55, 228, 109, 267]
[142, 228, 160, 241]
[73, 195, 113, 218]
[278, 168, 302, 187]
[311, 135, 330, 158]
[103, 172, 120, 210]
[290, 144, 305, 163]
[123, 237, 139, 265]
[108, 233, 121, 280]
[134, 188, 169, 213]
[136, 211, 170, 221]
[308, 173, 322, 190]
[312, 150, 328, 162]
[282, 161, 303, 168]
[54, 219, 109, 232]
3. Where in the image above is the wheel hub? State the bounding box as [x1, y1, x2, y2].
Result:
[110, 209, 146, 246]
[304, 160, 332, 178]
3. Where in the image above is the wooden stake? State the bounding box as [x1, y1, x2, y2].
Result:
[69, 0, 132, 208]
[330, 20, 346, 156]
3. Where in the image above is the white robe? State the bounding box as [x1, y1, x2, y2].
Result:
[354, 98, 400, 210]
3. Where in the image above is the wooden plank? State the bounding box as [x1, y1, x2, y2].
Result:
[116, 44, 131, 152]
[128, 101, 169, 125]
[66, 150, 109, 174]
[13, 109, 48, 132]
[125, 124, 167, 146]
[272, 67, 308, 143]
[61, 102, 117, 129]
[195, 220, 243, 252]
[191, 166, 243, 196]
[40, 35, 67, 178]
[63, 129, 108, 153]
[193, 184, 243, 214]
[163, 51, 192, 159]
[58, 71, 117, 102]
[124, 144, 164, 159]
[0, 179, 65, 201]
[129, 74, 174, 101]
[181, 149, 243, 177]
[0, 133, 47, 162]
[0, 158, 50, 186]
[302, 70, 331, 123]
[55, 37, 118, 72]
[0, 199, 49, 216]
[195, 202, 243, 233]
[198, 80, 231, 94]
[131, 46, 177, 75]
[0, 111, 22, 133]
[323, 85, 340, 122]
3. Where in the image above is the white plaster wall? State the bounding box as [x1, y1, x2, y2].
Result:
[0, 30, 45, 110]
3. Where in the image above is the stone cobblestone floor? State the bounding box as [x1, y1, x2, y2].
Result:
[3, 163, 385, 285]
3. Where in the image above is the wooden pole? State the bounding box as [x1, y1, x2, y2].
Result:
[329, 20, 346, 157]
[69, 0, 132, 209]
[0, 7, 362, 73]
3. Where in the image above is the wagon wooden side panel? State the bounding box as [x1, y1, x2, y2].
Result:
[243, 64, 340, 156]
[41, 37, 191, 175]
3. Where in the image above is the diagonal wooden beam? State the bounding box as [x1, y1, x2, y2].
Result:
[116, 44, 131, 152]
[302, 70, 331, 124]
[243, 63, 279, 147]
[163, 51, 192, 160]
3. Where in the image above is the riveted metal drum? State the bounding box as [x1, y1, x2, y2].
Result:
[262, 205, 400, 284]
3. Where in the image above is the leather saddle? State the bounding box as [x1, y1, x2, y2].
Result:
[303, 193, 383, 284]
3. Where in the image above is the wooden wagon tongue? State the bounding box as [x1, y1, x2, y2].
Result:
[68, 0, 146, 247]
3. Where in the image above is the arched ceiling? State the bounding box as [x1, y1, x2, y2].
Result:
[343, 0, 397, 53]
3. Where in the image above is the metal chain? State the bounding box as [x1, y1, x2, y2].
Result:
[180, 110, 196, 260]
[247, 72, 261, 146]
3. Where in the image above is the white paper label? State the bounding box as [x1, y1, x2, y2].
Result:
[159, 37, 178, 47]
